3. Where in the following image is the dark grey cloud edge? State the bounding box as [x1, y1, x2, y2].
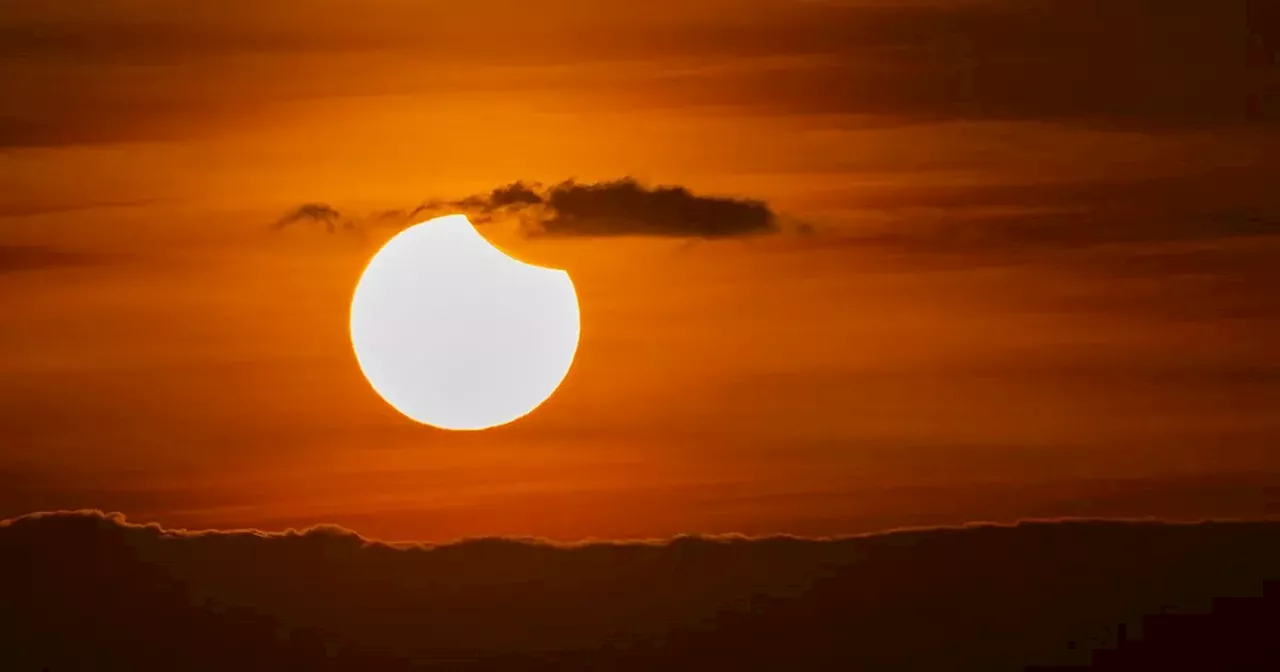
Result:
[274, 178, 779, 238]
[273, 172, 1279, 249]
[273, 203, 357, 234]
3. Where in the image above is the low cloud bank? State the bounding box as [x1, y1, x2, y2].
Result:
[2, 510, 1277, 670]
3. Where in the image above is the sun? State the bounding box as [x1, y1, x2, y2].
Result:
[349, 214, 580, 430]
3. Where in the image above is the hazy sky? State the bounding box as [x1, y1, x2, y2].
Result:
[1, 0, 1277, 540]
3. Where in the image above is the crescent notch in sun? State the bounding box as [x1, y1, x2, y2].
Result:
[349, 214, 581, 430]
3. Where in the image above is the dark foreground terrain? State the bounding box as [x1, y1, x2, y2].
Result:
[2, 511, 1276, 671]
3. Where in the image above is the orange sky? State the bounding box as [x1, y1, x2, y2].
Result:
[1, 0, 1277, 540]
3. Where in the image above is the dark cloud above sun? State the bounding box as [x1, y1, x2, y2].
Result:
[276, 179, 778, 239]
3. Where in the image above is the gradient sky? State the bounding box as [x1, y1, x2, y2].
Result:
[1, 0, 1277, 540]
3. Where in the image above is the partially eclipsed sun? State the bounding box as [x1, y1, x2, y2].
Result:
[350, 214, 580, 430]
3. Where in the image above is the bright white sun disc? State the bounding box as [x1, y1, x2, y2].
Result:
[350, 214, 580, 430]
